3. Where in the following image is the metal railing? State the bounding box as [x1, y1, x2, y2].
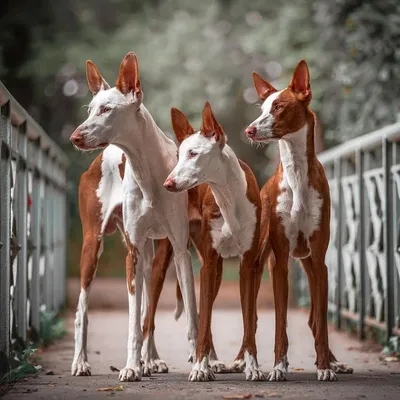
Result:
[0, 82, 68, 376]
[293, 122, 400, 342]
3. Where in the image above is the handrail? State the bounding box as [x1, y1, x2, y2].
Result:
[0, 81, 69, 167]
[318, 121, 400, 164]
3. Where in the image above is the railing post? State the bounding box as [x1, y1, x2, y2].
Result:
[30, 137, 42, 335]
[356, 149, 366, 339]
[383, 138, 394, 342]
[0, 101, 11, 376]
[334, 157, 342, 330]
[16, 121, 28, 341]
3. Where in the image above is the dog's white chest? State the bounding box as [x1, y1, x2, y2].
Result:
[210, 199, 257, 259]
[276, 177, 323, 258]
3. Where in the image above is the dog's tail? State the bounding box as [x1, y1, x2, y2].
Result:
[174, 279, 184, 320]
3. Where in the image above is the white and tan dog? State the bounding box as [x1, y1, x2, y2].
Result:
[164, 103, 264, 381]
[245, 60, 353, 381]
[70, 52, 197, 382]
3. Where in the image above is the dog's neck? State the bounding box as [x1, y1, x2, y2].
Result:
[116, 104, 177, 200]
[278, 113, 316, 210]
[208, 146, 249, 230]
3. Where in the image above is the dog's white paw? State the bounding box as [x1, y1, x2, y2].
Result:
[119, 366, 142, 382]
[142, 364, 152, 377]
[244, 351, 265, 381]
[227, 358, 246, 373]
[267, 368, 286, 381]
[154, 359, 169, 373]
[188, 357, 215, 382]
[144, 359, 169, 374]
[330, 361, 353, 374]
[71, 358, 91, 376]
[210, 359, 227, 373]
[267, 356, 288, 381]
[317, 369, 338, 381]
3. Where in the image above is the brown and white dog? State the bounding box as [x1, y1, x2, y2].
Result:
[70, 52, 200, 382]
[164, 103, 265, 381]
[245, 60, 353, 381]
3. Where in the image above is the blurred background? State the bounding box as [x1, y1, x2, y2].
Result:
[1, 0, 399, 308]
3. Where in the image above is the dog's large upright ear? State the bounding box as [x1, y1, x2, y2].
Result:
[252, 72, 277, 101]
[86, 60, 110, 95]
[289, 60, 312, 102]
[116, 52, 141, 96]
[170, 108, 195, 144]
[200, 102, 226, 146]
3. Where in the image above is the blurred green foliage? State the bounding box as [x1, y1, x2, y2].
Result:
[1, 0, 399, 277]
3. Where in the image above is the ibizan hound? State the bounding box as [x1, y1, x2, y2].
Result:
[70, 146, 170, 377]
[70, 52, 198, 382]
[245, 60, 354, 381]
[164, 102, 265, 382]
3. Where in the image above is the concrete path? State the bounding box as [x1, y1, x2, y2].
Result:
[5, 309, 400, 399]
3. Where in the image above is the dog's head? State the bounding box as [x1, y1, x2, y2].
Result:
[164, 102, 226, 192]
[70, 52, 143, 151]
[245, 60, 312, 143]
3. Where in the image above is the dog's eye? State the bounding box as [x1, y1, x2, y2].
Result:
[188, 150, 198, 159]
[99, 106, 112, 115]
[274, 103, 283, 111]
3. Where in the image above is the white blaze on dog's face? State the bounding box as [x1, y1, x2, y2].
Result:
[164, 103, 226, 192]
[245, 60, 312, 143]
[70, 52, 143, 150]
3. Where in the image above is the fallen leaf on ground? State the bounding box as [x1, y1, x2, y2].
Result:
[45, 370, 54, 375]
[292, 368, 304, 371]
[223, 394, 252, 399]
[97, 385, 124, 392]
[47, 384, 56, 387]
[110, 365, 120, 372]
[384, 356, 399, 363]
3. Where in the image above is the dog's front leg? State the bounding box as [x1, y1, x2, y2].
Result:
[118, 232, 145, 382]
[168, 220, 198, 366]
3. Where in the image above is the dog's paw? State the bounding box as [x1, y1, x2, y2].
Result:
[227, 358, 246, 373]
[188, 358, 215, 382]
[330, 361, 353, 374]
[153, 359, 169, 373]
[142, 365, 152, 377]
[71, 358, 91, 376]
[244, 352, 265, 381]
[267, 357, 288, 381]
[119, 366, 142, 382]
[267, 368, 286, 381]
[245, 365, 265, 381]
[317, 369, 338, 381]
[210, 359, 227, 373]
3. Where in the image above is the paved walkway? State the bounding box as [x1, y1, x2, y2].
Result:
[5, 308, 400, 399]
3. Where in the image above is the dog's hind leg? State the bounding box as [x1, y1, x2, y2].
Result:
[142, 238, 173, 375]
[301, 257, 353, 374]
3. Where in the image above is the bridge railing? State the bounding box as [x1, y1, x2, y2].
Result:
[0, 82, 69, 375]
[293, 122, 400, 342]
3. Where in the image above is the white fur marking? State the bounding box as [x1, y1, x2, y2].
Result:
[96, 145, 125, 233]
[276, 125, 323, 258]
[267, 355, 288, 381]
[71, 288, 91, 376]
[244, 350, 265, 381]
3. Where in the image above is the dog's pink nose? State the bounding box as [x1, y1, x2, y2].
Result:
[70, 131, 84, 147]
[245, 126, 257, 138]
[164, 177, 177, 192]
